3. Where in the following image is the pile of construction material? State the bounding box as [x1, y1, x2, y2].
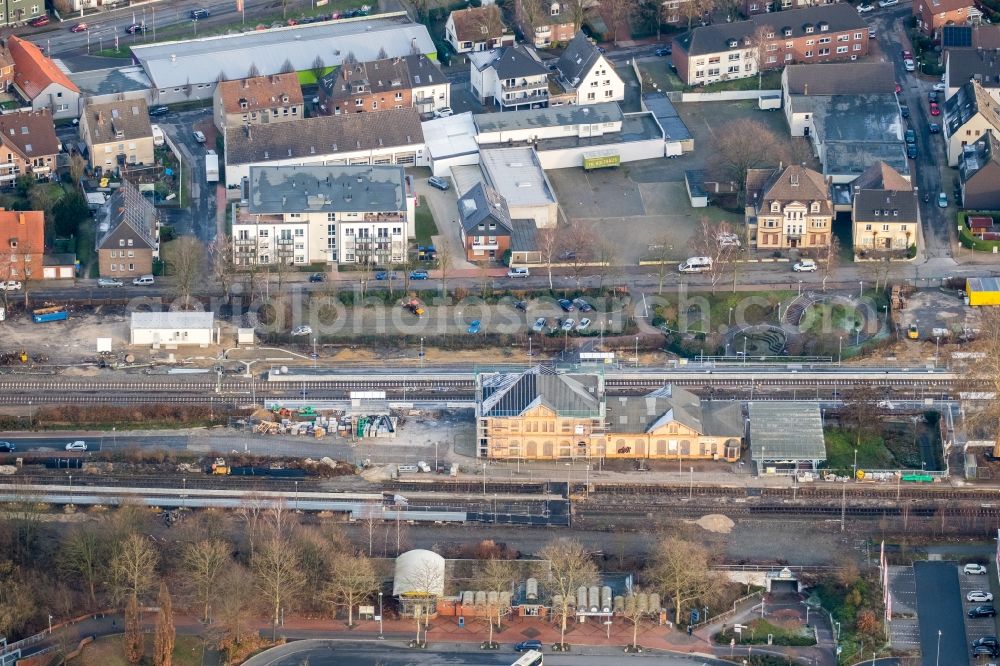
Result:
[355, 415, 397, 438]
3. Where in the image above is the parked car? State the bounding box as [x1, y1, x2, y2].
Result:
[930, 102, 941, 116]
[901, 49, 913, 60]
[968, 591, 994, 603]
[857, 2, 874, 11]
[97, 278, 123, 287]
[557, 299, 575, 312]
[532, 317, 547, 333]
[907, 324, 919, 340]
[969, 605, 997, 618]
[928, 123, 941, 133]
[577, 318, 591, 331]
[514, 640, 543, 652]
[972, 644, 999, 658]
[928, 91, 938, 102]
[903, 59, 916, 72]
[193, 130, 207, 143]
[905, 129, 916, 144]
[793, 259, 817, 272]
[514, 300, 528, 312]
[149, 106, 170, 116]
[133, 275, 154, 286]
[907, 144, 917, 159]
[409, 270, 429, 280]
[561, 318, 575, 331]
[433, 107, 454, 118]
[877, 0, 898, 7]
[467, 320, 481, 334]
[900, 104, 909, 118]
[655, 47, 672, 56]
[190, 8, 210, 19]
[972, 636, 1000, 649]
[428, 176, 450, 191]
[374, 271, 398, 280]
[507, 267, 530, 278]
[965, 563, 989, 575]
[29, 15, 50, 27]
[0, 280, 22, 291]
[558, 250, 578, 261]
[938, 192, 948, 208]
[70, 22, 88, 32]
[65, 441, 87, 451]
[125, 23, 147, 34]
[291, 325, 312, 336]
[572, 298, 593, 312]
[933, 82, 946, 92]
[0, 442, 15, 453]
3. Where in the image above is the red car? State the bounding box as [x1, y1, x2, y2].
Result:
[69, 22, 87, 32]
[930, 102, 941, 116]
[902, 49, 913, 60]
[895, 82, 902, 94]
[28, 15, 49, 27]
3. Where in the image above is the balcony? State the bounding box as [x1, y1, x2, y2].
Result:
[235, 237, 256, 246]
[363, 213, 404, 222]
[499, 92, 548, 108]
[501, 79, 548, 94]
[276, 237, 294, 246]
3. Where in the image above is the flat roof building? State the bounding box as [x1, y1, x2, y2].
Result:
[130, 311, 217, 347]
[748, 402, 826, 474]
[479, 147, 558, 229]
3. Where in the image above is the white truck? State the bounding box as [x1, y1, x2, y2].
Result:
[205, 150, 219, 183]
[758, 94, 781, 110]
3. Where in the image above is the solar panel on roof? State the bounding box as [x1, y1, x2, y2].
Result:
[942, 26, 973, 48]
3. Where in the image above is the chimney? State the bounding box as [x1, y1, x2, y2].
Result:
[243, 79, 249, 88]
[18, 212, 23, 225]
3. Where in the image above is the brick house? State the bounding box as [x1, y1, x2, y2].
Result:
[742, 0, 836, 17]
[457, 182, 513, 262]
[96, 180, 159, 279]
[0, 209, 43, 283]
[672, 4, 869, 86]
[914, 0, 976, 36]
[213, 72, 304, 132]
[515, 0, 577, 48]
[8, 36, 80, 120]
[0, 109, 60, 186]
[317, 54, 450, 117]
[445, 5, 515, 54]
[745, 164, 833, 250]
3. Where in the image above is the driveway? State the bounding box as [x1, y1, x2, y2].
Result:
[408, 169, 477, 271]
[157, 107, 217, 243]
[913, 560, 969, 666]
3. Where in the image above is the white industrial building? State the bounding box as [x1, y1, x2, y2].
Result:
[422, 112, 480, 178]
[130, 312, 218, 347]
[233, 165, 414, 267]
[223, 108, 425, 189]
[479, 148, 558, 229]
[131, 14, 436, 104]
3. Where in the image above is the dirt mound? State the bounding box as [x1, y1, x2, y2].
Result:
[694, 514, 735, 534]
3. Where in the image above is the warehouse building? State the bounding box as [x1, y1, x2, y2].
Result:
[748, 402, 825, 474]
[130, 14, 435, 104]
[966, 277, 1000, 306]
[130, 312, 218, 348]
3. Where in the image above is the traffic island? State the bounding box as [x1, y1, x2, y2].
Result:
[551, 643, 571, 651]
[480, 641, 499, 650]
[407, 640, 427, 649]
[624, 644, 644, 653]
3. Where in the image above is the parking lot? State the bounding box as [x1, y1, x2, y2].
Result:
[957, 563, 999, 661]
[914, 561, 970, 666]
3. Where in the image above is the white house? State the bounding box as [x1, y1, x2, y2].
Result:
[233, 165, 415, 267]
[469, 45, 550, 111]
[223, 108, 425, 188]
[130, 312, 218, 347]
[554, 31, 624, 105]
[943, 80, 1000, 166]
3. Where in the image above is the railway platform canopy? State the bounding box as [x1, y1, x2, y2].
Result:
[748, 402, 826, 475]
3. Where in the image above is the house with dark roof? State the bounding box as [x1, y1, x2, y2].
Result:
[672, 4, 869, 86]
[469, 44, 549, 111]
[554, 31, 623, 105]
[96, 180, 159, 279]
[213, 72, 304, 132]
[782, 62, 895, 134]
[944, 47, 1000, 104]
[851, 162, 919, 255]
[457, 182, 513, 262]
[914, 0, 977, 36]
[222, 107, 424, 188]
[0, 109, 60, 184]
[445, 5, 514, 54]
[8, 36, 80, 120]
[960, 133, 1000, 210]
[317, 54, 449, 117]
[606, 386, 744, 462]
[745, 165, 833, 250]
[515, 0, 577, 48]
[79, 98, 154, 172]
[943, 79, 1000, 165]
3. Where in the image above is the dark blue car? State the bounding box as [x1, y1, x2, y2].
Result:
[514, 640, 542, 652]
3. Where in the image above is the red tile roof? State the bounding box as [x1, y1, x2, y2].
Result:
[8, 36, 79, 100]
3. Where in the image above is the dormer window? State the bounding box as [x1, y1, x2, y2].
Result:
[819, 21, 829, 31]
[783, 27, 792, 36]
[115, 130, 124, 139]
[550, 2, 560, 15]
[481, 25, 488, 34]
[727, 38, 738, 48]
[804, 24, 814, 33]
[281, 95, 289, 103]
[811, 202, 819, 212]
[8, 239, 16, 249]
[765, 31, 774, 38]
[240, 100, 248, 109]
[771, 202, 780, 212]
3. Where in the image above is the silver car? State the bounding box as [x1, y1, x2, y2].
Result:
[561, 318, 575, 331]
[532, 317, 547, 333]
[97, 278, 123, 287]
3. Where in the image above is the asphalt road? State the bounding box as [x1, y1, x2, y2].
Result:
[242, 640, 727, 666]
[913, 560, 969, 666]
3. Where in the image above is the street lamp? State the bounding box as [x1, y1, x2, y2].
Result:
[419, 337, 425, 365]
[797, 280, 802, 296]
[378, 592, 384, 639]
[434, 442, 439, 472]
[728, 306, 734, 326]
[48, 614, 52, 634]
[936, 629, 942, 666]
[634, 336, 639, 368]
[858, 280, 863, 299]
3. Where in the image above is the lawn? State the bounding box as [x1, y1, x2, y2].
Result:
[715, 617, 816, 646]
[825, 428, 896, 471]
[69, 634, 205, 666]
[693, 70, 782, 92]
[825, 415, 941, 471]
[654, 290, 796, 335]
[414, 195, 439, 247]
[637, 60, 685, 93]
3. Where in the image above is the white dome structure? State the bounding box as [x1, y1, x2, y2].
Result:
[392, 549, 446, 598]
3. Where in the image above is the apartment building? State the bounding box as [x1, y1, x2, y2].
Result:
[96, 180, 159, 279]
[554, 31, 624, 105]
[233, 165, 414, 267]
[8, 36, 80, 119]
[515, 0, 577, 48]
[0, 208, 42, 282]
[943, 79, 1000, 166]
[445, 5, 515, 53]
[0, 1, 44, 28]
[0, 109, 59, 186]
[672, 4, 868, 86]
[317, 54, 450, 117]
[745, 164, 833, 250]
[79, 98, 154, 171]
[457, 182, 513, 262]
[960, 133, 1000, 210]
[470, 44, 550, 111]
[213, 73, 304, 132]
[851, 162, 918, 254]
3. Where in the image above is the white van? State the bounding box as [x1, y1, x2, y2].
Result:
[133, 274, 155, 286]
[678, 256, 713, 273]
[150, 124, 164, 146]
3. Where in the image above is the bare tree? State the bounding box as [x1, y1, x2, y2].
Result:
[215, 564, 255, 649]
[69, 153, 87, 185]
[538, 538, 598, 648]
[537, 226, 560, 290]
[163, 236, 205, 309]
[649, 235, 675, 295]
[236, 493, 268, 561]
[182, 539, 230, 623]
[208, 235, 237, 298]
[710, 119, 784, 206]
[820, 234, 841, 288]
[252, 537, 306, 640]
[263, 498, 292, 542]
[247, 63, 261, 78]
[564, 219, 597, 289]
[123, 595, 143, 665]
[58, 524, 106, 607]
[747, 24, 774, 90]
[360, 506, 382, 557]
[153, 583, 175, 666]
[602, 0, 637, 44]
[622, 588, 652, 650]
[476, 558, 518, 648]
[839, 385, 884, 449]
[438, 250, 452, 299]
[472, 4, 505, 39]
[110, 533, 159, 605]
[0, 562, 35, 639]
[687, 218, 739, 293]
[326, 551, 378, 626]
[646, 536, 719, 626]
[564, 0, 593, 32]
[279, 58, 295, 74]
[310, 55, 326, 83]
[678, 0, 715, 29]
[518, 0, 544, 38]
